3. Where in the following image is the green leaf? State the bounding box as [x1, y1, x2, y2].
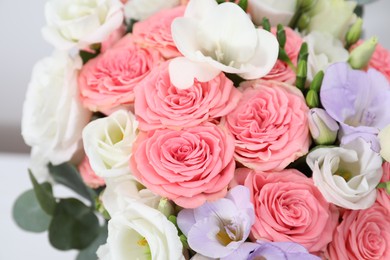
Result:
[76, 225, 108, 260]
[13, 189, 52, 232]
[29, 170, 56, 215]
[49, 163, 96, 206]
[49, 198, 100, 250]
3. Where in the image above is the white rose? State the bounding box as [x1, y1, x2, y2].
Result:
[22, 51, 91, 165]
[82, 110, 138, 178]
[169, 0, 278, 89]
[379, 124, 390, 162]
[248, 0, 297, 26]
[307, 138, 383, 210]
[304, 31, 349, 80]
[124, 0, 180, 21]
[307, 0, 356, 40]
[102, 175, 161, 216]
[97, 202, 184, 260]
[42, 0, 124, 51]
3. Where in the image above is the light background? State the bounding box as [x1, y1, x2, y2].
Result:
[0, 0, 389, 259]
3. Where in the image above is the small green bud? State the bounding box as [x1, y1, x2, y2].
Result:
[277, 24, 286, 49]
[346, 17, 363, 48]
[296, 60, 307, 91]
[298, 0, 317, 12]
[298, 42, 309, 63]
[297, 13, 311, 31]
[309, 71, 324, 92]
[306, 90, 319, 108]
[262, 17, 271, 32]
[349, 36, 378, 69]
[308, 108, 339, 145]
[158, 198, 175, 217]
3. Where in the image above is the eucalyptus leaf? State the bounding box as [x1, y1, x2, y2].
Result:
[29, 170, 56, 215]
[49, 198, 100, 250]
[49, 163, 96, 206]
[13, 189, 52, 232]
[76, 225, 108, 260]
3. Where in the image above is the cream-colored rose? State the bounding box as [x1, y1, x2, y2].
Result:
[82, 110, 138, 178]
[379, 124, 390, 162]
[22, 51, 91, 165]
[307, 0, 356, 40]
[42, 0, 124, 51]
[125, 0, 180, 21]
[304, 31, 349, 80]
[307, 138, 383, 210]
[97, 202, 184, 260]
[248, 0, 297, 26]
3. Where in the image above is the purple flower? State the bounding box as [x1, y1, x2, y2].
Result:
[177, 185, 254, 259]
[223, 241, 321, 260]
[320, 62, 390, 151]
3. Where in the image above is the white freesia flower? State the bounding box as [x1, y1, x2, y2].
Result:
[97, 202, 184, 260]
[307, 138, 383, 210]
[248, 0, 297, 26]
[42, 0, 124, 51]
[307, 0, 356, 39]
[169, 0, 278, 89]
[304, 31, 349, 80]
[379, 124, 390, 162]
[82, 110, 138, 178]
[22, 51, 91, 165]
[102, 175, 161, 216]
[125, 0, 180, 21]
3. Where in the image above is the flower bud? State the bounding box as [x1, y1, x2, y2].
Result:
[157, 198, 175, 217]
[306, 90, 319, 108]
[297, 13, 311, 31]
[309, 70, 324, 92]
[345, 17, 363, 48]
[349, 36, 378, 69]
[298, 0, 316, 12]
[379, 124, 390, 162]
[296, 59, 307, 91]
[308, 108, 339, 145]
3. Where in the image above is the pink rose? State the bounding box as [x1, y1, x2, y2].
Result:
[377, 162, 390, 212]
[262, 27, 302, 84]
[134, 61, 241, 131]
[79, 156, 105, 189]
[222, 80, 310, 171]
[100, 25, 126, 53]
[233, 168, 339, 253]
[78, 34, 163, 114]
[133, 6, 185, 59]
[352, 41, 390, 82]
[327, 203, 390, 260]
[130, 123, 236, 208]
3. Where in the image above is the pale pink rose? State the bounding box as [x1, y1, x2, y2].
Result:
[133, 6, 185, 59]
[262, 27, 302, 84]
[100, 25, 126, 53]
[233, 168, 339, 253]
[79, 34, 163, 114]
[134, 61, 241, 131]
[327, 203, 390, 260]
[352, 41, 390, 82]
[79, 156, 105, 189]
[222, 80, 310, 171]
[130, 123, 236, 208]
[377, 162, 390, 212]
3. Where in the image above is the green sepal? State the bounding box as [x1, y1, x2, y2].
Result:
[306, 89, 320, 108]
[276, 24, 286, 49]
[76, 225, 108, 260]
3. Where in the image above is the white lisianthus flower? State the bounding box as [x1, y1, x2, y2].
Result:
[83, 110, 138, 178]
[97, 202, 184, 260]
[379, 124, 390, 162]
[22, 52, 91, 165]
[307, 0, 356, 40]
[42, 0, 124, 51]
[307, 138, 383, 210]
[304, 31, 349, 80]
[248, 0, 297, 26]
[102, 175, 161, 216]
[125, 0, 180, 21]
[169, 0, 279, 89]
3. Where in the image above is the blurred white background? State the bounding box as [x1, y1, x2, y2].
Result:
[0, 0, 389, 259]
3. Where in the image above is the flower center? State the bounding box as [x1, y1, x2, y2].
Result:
[216, 221, 242, 246]
[335, 168, 353, 181]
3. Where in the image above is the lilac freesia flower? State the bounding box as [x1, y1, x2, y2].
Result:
[177, 185, 255, 259]
[320, 62, 390, 152]
[223, 241, 321, 260]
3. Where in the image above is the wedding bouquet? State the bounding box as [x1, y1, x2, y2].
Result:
[14, 0, 390, 259]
